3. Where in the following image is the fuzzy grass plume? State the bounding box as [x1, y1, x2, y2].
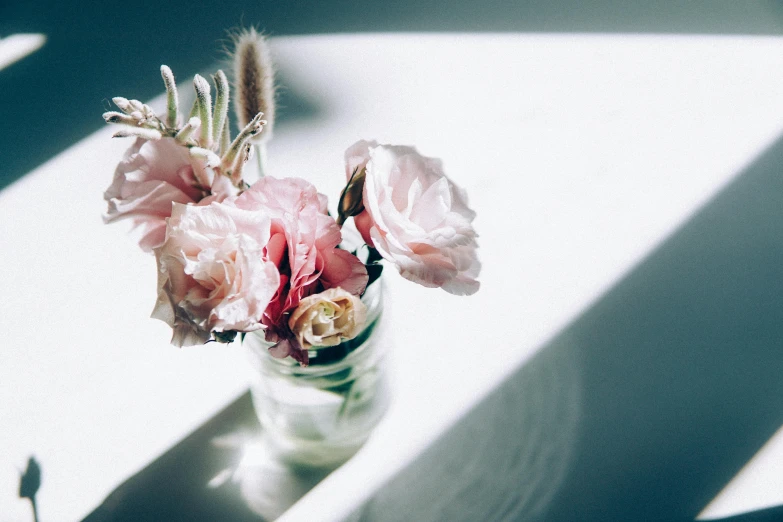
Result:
[232, 28, 275, 143]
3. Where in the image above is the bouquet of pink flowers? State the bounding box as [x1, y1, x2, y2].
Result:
[102, 30, 480, 366]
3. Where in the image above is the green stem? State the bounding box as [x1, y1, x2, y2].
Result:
[335, 379, 356, 423]
[255, 142, 267, 178]
[31, 496, 39, 522]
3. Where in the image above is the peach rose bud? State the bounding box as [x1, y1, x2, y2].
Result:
[288, 288, 367, 349]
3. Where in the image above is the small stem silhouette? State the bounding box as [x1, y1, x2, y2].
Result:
[19, 456, 41, 522]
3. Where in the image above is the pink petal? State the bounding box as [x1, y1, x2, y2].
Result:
[321, 249, 368, 296]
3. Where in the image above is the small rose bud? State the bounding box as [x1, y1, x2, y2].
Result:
[288, 288, 367, 349]
[337, 166, 366, 226]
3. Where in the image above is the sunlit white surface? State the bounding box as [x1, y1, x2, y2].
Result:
[699, 425, 783, 519]
[2, 33, 783, 520]
[0, 34, 45, 71]
[0, 116, 249, 519]
[271, 33, 783, 522]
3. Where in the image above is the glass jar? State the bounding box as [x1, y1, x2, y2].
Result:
[243, 278, 390, 468]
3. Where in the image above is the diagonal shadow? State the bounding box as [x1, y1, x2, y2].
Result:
[82, 392, 264, 522]
[350, 132, 783, 520]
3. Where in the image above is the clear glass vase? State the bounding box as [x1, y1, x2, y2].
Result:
[243, 278, 390, 469]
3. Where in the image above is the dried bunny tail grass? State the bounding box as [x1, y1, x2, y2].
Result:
[231, 27, 275, 143]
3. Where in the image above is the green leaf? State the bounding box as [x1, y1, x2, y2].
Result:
[366, 263, 384, 288]
[366, 246, 384, 265]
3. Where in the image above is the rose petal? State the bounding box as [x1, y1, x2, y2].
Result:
[321, 248, 368, 296]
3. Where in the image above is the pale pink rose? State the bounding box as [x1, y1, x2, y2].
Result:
[345, 141, 480, 296]
[152, 201, 280, 346]
[344, 139, 377, 184]
[234, 176, 368, 362]
[104, 137, 237, 252]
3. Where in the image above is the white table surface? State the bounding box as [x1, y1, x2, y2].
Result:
[2, 33, 783, 521]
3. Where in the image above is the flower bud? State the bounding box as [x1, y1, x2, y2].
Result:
[112, 97, 132, 113]
[160, 65, 180, 128]
[189, 146, 222, 168]
[174, 116, 201, 144]
[129, 99, 145, 112]
[228, 142, 253, 187]
[102, 111, 135, 125]
[112, 128, 162, 140]
[219, 116, 230, 155]
[221, 112, 266, 172]
[212, 70, 230, 147]
[337, 166, 366, 226]
[193, 74, 213, 148]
